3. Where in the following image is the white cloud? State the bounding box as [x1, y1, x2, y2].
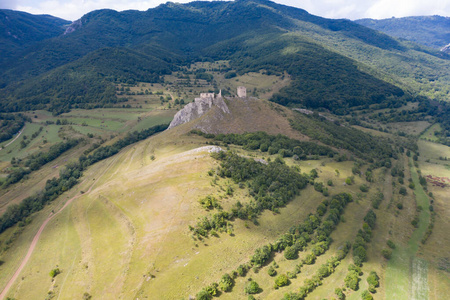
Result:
[6, 0, 450, 21]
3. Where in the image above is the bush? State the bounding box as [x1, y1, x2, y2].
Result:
[245, 280, 261, 294]
[284, 246, 298, 260]
[360, 184, 369, 192]
[219, 273, 234, 292]
[303, 253, 316, 265]
[274, 274, 290, 288]
[196, 289, 212, 300]
[367, 271, 379, 289]
[386, 240, 396, 249]
[353, 246, 367, 263]
[344, 270, 360, 291]
[399, 187, 407, 195]
[362, 290, 374, 300]
[335, 287, 345, 300]
[49, 268, 61, 278]
[381, 249, 392, 259]
[268, 266, 277, 277]
[397, 203, 403, 209]
[205, 283, 219, 296]
[237, 264, 247, 276]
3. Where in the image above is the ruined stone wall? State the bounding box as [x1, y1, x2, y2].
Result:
[237, 86, 247, 98]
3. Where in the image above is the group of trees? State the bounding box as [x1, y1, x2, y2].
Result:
[195, 192, 354, 299]
[192, 130, 336, 159]
[290, 113, 394, 161]
[0, 113, 29, 144]
[2, 139, 81, 189]
[352, 209, 377, 266]
[212, 151, 309, 221]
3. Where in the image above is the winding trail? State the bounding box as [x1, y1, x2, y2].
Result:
[0, 183, 93, 299]
[0, 129, 23, 151]
[0, 154, 119, 299]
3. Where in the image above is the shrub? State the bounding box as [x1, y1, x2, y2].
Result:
[381, 249, 392, 259]
[396, 203, 403, 209]
[367, 271, 379, 290]
[360, 184, 369, 192]
[344, 270, 360, 291]
[387, 240, 396, 249]
[205, 283, 219, 296]
[362, 290, 374, 300]
[399, 187, 407, 195]
[219, 273, 234, 292]
[274, 274, 290, 288]
[335, 287, 345, 300]
[245, 280, 261, 294]
[49, 268, 61, 278]
[353, 246, 367, 263]
[237, 264, 247, 276]
[303, 253, 316, 265]
[284, 246, 298, 260]
[196, 289, 212, 300]
[268, 266, 277, 277]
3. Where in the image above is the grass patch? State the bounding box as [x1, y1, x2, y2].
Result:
[385, 157, 430, 299]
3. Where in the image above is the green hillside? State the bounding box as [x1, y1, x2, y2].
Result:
[356, 16, 450, 50]
[0, 9, 70, 69]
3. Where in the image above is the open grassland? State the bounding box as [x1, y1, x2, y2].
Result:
[388, 121, 431, 136]
[1, 127, 450, 299]
[0, 127, 378, 299]
[420, 124, 442, 142]
[417, 140, 450, 299]
[0, 123, 63, 162]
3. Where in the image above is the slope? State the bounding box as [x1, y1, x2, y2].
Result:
[0, 9, 70, 71]
[2, 0, 450, 114]
[356, 16, 450, 50]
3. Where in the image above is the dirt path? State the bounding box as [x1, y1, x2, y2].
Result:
[0, 155, 119, 300]
[0, 183, 92, 299]
[0, 129, 23, 151]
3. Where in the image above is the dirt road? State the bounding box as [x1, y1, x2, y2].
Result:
[0, 153, 119, 299]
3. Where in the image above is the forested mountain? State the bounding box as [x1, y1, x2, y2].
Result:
[0, 10, 70, 66]
[356, 15, 450, 50]
[1, 0, 450, 114]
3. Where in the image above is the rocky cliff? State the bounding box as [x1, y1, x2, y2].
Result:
[168, 96, 230, 129]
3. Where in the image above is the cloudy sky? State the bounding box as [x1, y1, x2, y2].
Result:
[1, 0, 450, 21]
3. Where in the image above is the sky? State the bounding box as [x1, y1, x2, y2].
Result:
[1, 0, 450, 21]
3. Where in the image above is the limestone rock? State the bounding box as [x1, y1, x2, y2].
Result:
[168, 95, 230, 129]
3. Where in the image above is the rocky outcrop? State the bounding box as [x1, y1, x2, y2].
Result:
[168, 96, 230, 129]
[441, 43, 450, 53]
[64, 19, 83, 35]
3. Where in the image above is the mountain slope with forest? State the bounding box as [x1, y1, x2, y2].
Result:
[356, 15, 450, 50]
[0, 9, 70, 67]
[1, 0, 450, 115]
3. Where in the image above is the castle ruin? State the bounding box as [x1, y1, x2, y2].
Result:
[237, 86, 247, 98]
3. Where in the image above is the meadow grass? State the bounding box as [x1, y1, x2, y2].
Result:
[420, 123, 442, 142]
[385, 157, 430, 300]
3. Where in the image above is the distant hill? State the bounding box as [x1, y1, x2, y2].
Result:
[1, 0, 450, 114]
[0, 9, 70, 66]
[355, 15, 450, 50]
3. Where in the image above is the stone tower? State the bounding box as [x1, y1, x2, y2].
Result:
[237, 86, 246, 98]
